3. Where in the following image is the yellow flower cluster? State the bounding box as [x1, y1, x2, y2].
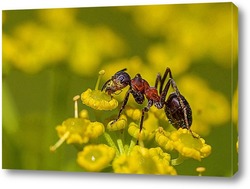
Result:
[63, 118, 104, 144]
[125, 4, 238, 69]
[171, 129, 211, 161]
[3, 9, 125, 75]
[50, 117, 104, 152]
[113, 146, 177, 175]
[50, 69, 213, 175]
[128, 122, 155, 142]
[155, 128, 211, 162]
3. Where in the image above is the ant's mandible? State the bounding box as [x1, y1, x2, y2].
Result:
[101, 67, 195, 139]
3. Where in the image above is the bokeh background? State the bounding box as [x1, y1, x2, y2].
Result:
[2, 2, 238, 176]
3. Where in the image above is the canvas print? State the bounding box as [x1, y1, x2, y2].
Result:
[2, 2, 238, 177]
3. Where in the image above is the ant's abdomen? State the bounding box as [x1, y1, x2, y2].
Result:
[165, 92, 192, 129]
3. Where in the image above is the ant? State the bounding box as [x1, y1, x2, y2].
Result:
[102, 67, 196, 139]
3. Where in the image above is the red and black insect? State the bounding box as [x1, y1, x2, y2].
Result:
[102, 67, 195, 138]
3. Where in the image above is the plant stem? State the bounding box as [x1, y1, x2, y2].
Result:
[103, 132, 119, 156]
[117, 139, 125, 155]
[127, 139, 136, 155]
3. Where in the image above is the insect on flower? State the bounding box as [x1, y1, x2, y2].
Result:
[102, 67, 196, 140]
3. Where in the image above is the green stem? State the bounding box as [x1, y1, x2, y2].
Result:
[103, 132, 119, 155]
[127, 139, 136, 155]
[117, 139, 125, 155]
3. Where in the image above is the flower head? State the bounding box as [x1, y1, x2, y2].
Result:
[50, 118, 105, 152]
[81, 89, 118, 110]
[128, 122, 155, 141]
[77, 144, 116, 172]
[81, 70, 118, 110]
[155, 127, 174, 151]
[107, 114, 127, 131]
[196, 166, 206, 176]
[125, 107, 141, 121]
[112, 146, 177, 175]
[171, 128, 212, 161]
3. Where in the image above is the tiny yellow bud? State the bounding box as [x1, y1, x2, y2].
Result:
[80, 109, 89, 119]
[196, 167, 206, 176]
[99, 70, 105, 75]
[107, 115, 127, 131]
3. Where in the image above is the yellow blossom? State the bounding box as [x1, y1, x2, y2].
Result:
[128, 122, 155, 141]
[112, 146, 177, 175]
[196, 166, 206, 176]
[127, 110, 160, 142]
[68, 25, 125, 76]
[3, 22, 67, 74]
[81, 88, 118, 110]
[125, 107, 141, 121]
[81, 69, 118, 110]
[77, 144, 116, 172]
[50, 118, 104, 151]
[150, 106, 168, 122]
[171, 128, 212, 161]
[155, 128, 174, 151]
[107, 115, 127, 131]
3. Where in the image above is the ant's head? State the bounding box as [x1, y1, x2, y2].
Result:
[101, 68, 131, 95]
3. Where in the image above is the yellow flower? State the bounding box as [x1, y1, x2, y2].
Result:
[196, 167, 206, 176]
[150, 106, 168, 122]
[155, 127, 174, 151]
[81, 70, 118, 111]
[81, 88, 118, 110]
[112, 146, 177, 175]
[171, 128, 212, 161]
[125, 107, 141, 121]
[127, 110, 160, 142]
[107, 115, 127, 131]
[77, 144, 116, 172]
[128, 122, 155, 142]
[50, 118, 104, 152]
[69, 25, 125, 77]
[3, 22, 67, 74]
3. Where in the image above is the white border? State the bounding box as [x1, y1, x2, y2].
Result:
[1, 0, 249, 189]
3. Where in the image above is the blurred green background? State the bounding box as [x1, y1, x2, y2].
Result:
[2, 2, 238, 176]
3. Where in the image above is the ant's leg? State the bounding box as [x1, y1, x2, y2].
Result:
[159, 67, 173, 94]
[159, 79, 171, 106]
[139, 100, 153, 132]
[111, 88, 131, 124]
[136, 100, 153, 144]
[155, 73, 162, 91]
[161, 78, 182, 105]
[155, 67, 172, 95]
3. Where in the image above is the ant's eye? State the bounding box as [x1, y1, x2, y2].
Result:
[116, 72, 130, 85]
[118, 75, 125, 82]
